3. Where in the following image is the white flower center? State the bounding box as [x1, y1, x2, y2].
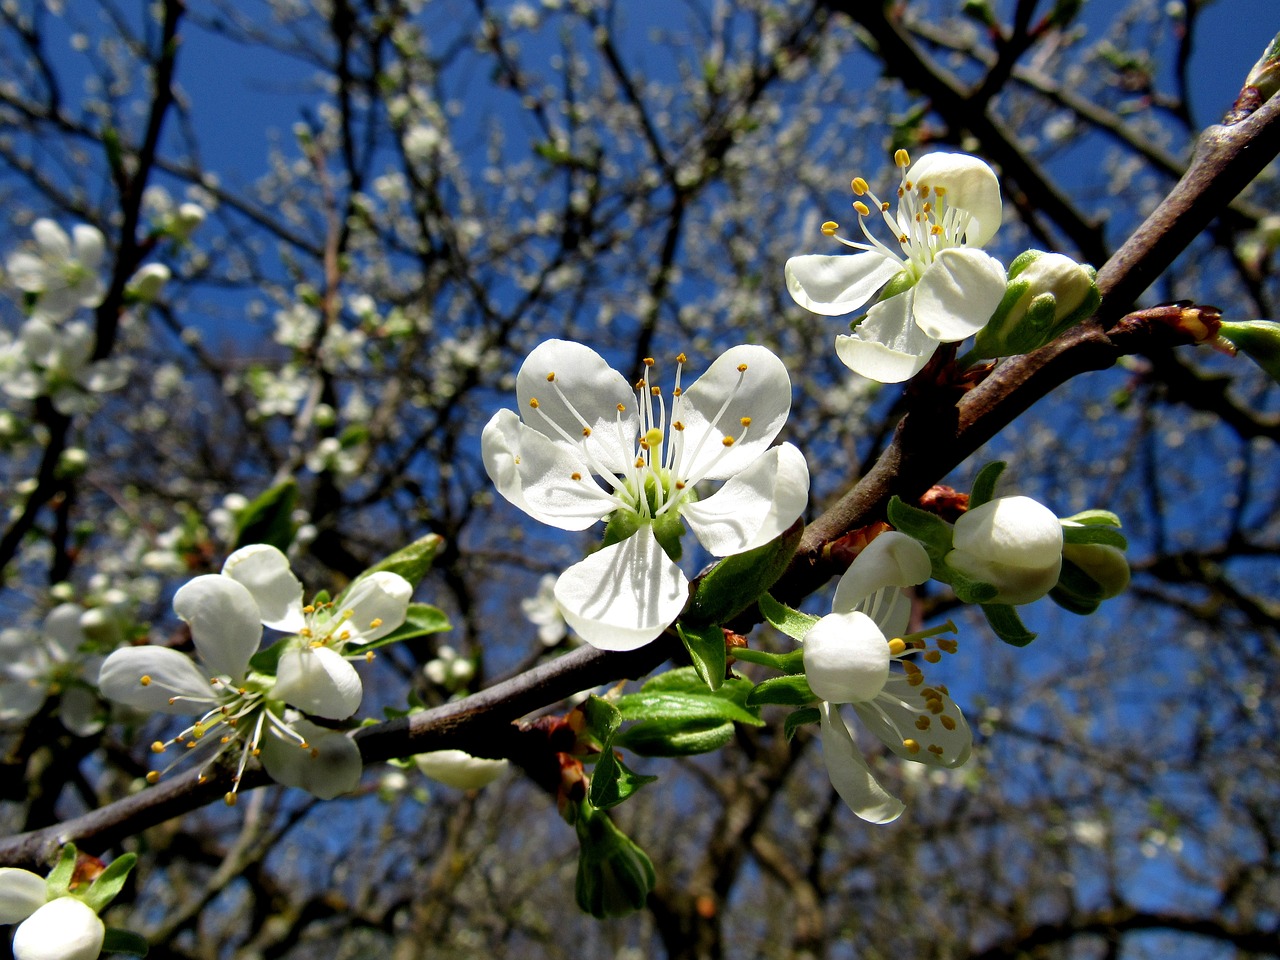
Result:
[527, 353, 755, 523]
[822, 149, 977, 280]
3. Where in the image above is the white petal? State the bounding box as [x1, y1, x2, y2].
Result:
[953, 496, 1063, 566]
[71, 224, 106, 272]
[272, 646, 363, 719]
[834, 289, 937, 383]
[12, 897, 104, 960]
[31, 220, 70, 262]
[221, 544, 306, 632]
[173, 575, 263, 680]
[784, 253, 904, 317]
[58, 686, 102, 738]
[831, 532, 932, 615]
[819, 702, 905, 824]
[97, 646, 218, 714]
[515, 339, 635, 470]
[945, 551, 1062, 605]
[260, 719, 362, 799]
[0, 868, 48, 923]
[675, 345, 793, 481]
[907, 152, 1002, 246]
[682, 443, 809, 555]
[5, 252, 47, 293]
[341, 572, 412, 643]
[39, 604, 84, 661]
[481, 410, 604, 530]
[0, 674, 46, 724]
[913, 248, 1008, 341]
[414, 749, 509, 790]
[856, 676, 972, 767]
[804, 611, 890, 703]
[553, 530, 688, 652]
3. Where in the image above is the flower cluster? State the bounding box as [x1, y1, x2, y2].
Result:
[98, 544, 412, 802]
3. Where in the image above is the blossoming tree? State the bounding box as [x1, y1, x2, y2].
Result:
[0, 1, 1278, 958]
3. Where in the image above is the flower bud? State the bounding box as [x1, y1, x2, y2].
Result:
[11, 897, 104, 960]
[413, 749, 507, 790]
[126, 263, 170, 303]
[1051, 542, 1130, 614]
[975, 250, 1099, 358]
[573, 803, 656, 918]
[172, 202, 206, 240]
[1218, 319, 1280, 385]
[945, 495, 1063, 605]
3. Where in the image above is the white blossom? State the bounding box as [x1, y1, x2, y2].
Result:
[5, 219, 106, 323]
[945, 496, 1063, 605]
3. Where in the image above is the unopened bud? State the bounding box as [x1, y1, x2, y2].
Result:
[1217, 319, 1280, 385]
[126, 263, 171, 303]
[975, 250, 1100, 358]
[573, 801, 657, 918]
[172, 203, 206, 240]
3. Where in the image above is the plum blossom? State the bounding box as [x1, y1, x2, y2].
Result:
[945, 495, 1063, 605]
[803, 532, 972, 822]
[785, 151, 1007, 382]
[1, 319, 128, 414]
[0, 604, 104, 737]
[482, 340, 809, 651]
[414, 749, 508, 789]
[0, 875, 104, 960]
[5, 219, 106, 322]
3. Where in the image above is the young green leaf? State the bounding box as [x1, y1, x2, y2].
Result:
[784, 706, 822, 741]
[758, 593, 820, 642]
[968, 460, 1007, 509]
[676, 621, 727, 691]
[981, 603, 1037, 645]
[746, 674, 818, 707]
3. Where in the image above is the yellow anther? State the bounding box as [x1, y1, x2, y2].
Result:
[737, 363, 748, 372]
[224, 792, 238, 807]
[918, 183, 929, 199]
[252, 748, 260, 757]
[675, 481, 686, 489]
[927, 744, 945, 757]
[529, 397, 540, 408]
[924, 650, 942, 664]
[643, 357, 655, 366]
[673, 420, 685, 430]
[928, 700, 944, 715]
[220, 736, 231, 743]
[304, 604, 315, 614]
[922, 201, 932, 214]
[895, 148, 910, 168]
[582, 426, 591, 436]
[903, 738, 921, 754]
[934, 185, 946, 197]
[676, 352, 687, 363]
[888, 638, 907, 656]
[185, 741, 196, 749]
[898, 234, 909, 244]
[369, 617, 383, 629]
[546, 372, 556, 381]
[198, 774, 208, 783]
[146, 771, 160, 784]
[571, 471, 582, 480]
[365, 651, 375, 662]
[902, 660, 922, 674]
[672, 387, 683, 397]
[300, 627, 312, 638]
[853, 200, 871, 217]
[739, 416, 751, 427]
[140, 675, 152, 686]
[721, 436, 735, 447]
[881, 200, 890, 211]
[616, 403, 626, 412]
[930, 224, 943, 236]
[634, 457, 645, 468]
[651, 386, 660, 396]
[915, 715, 931, 730]
[151, 741, 166, 754]
[938, 638, 958, 654]
[907, 673, 925, 687]
[167, 697, 177, 705]
[851, 177, 869, 195]
[821, 220, 839, 236]
[940, 715, 956, 731]
[299, 741, 310, 750]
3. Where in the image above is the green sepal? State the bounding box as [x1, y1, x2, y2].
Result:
[337, 534, 443, 603]
[590, 752, 658, 810]
[886, 496, 954, 566]
[1060, 525, 1127, 549]
[348, 603, 452, 654]
[746, 674, 817, 707]
[676, 621, 726, 691]
[784, 706, 822, 741]
[1049, 558, 1104, 615]
[602, 510, 642, 549]
[615, 719, 735, 756]
[45, 843, 78, 897]
[248, 635, 292, 675]
[685, 521, 803, 626]
[948, 567, 999, 604]
[728, 645, 806, 675]
[758, 592, 820, 642]
[83, 852, 137, 914]
[581, 694, 622, 746]
[1061, 509, 1123, 527]
[651, 511, 685, 563]
[232, 479, 298, 553]
[101, 928, 149, 957]
[573, 801, 656, 918]
[981, 603, 1037, 646]
[968, 460, 1006, 510]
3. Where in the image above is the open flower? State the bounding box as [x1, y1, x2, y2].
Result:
[1, 319, 128, 415]
[803, 532, 972, 823]
[0, 873, 104, 960]
[4, 219, 106, 323]
[785, 150, 1007, 382]
[945, 495, 1063, 605]
[482, 340, 809, 651]
[0, 604, 104, 737]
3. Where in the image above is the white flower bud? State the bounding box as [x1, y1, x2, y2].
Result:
[946, 496, 1063, 605]
[414, 749, 507, 790]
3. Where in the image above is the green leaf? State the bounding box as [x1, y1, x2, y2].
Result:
[45, 843, 77, 896]
[232, 479, 298, 552]
[981, 603, 1037, 646]
[676, 621, 726, 691]
[348, 603, 451, 653]
[83, 853, 137, 914]
[758, 593, 820, 642]
[581, 694, 623, 745]
[102, 928, 149, 957]
[685, 521, 802, 626]
[248, 635, 292, 675]
[615, 687, 763, 728]
[729, 645, 806, 674]
[615, 719, 736, 757]
[746, 674, 817, 706]
[886, 496, 954, 564]
[590, 752, 658, 810]
[968, 461, 1007, 510]
[1060, 525, 1128, 549]
[337, 534, 443, 603]
[784, 706, 821, 741]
